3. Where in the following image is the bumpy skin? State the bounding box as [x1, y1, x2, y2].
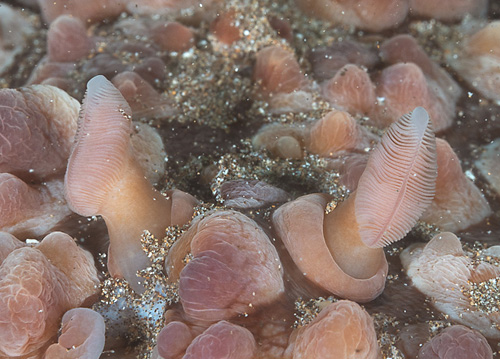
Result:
[0, 85, 79, 180]
[418, 325, 493, 359]
[401, 232, 500, 339]
[0, 248, 65, 357]
[0, 232, 99, 358]
[183, 321, 257, 359]
[289, 300, 379, 359]
[167, 210, 285, 322]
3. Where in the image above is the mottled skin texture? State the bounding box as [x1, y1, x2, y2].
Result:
[0, 173, 41, 228]
[0, 232, 99, 358]
[183, 321, 257, 359]
[419, 325, 493, 359]
[166, 210, 284, 322]
[287, 300, 379, 359]
[401, 232, 500, 339]
[0, 175, 72, 239]
[0, 85, 79, 180]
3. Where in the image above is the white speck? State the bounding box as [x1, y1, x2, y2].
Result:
[465, 169, 475, 181]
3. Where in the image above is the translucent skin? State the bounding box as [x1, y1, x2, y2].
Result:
[272, 193, 388, 302]
[288, 300, 379, 359]
[0, 4, 35, 75]
[38, 0, 127, 24]
[156, 321, 194, 359]
[44, 308, 105, 359]
[418, 325, 493, 359]
[379, 34, 461, 108]
[166, 210, 284, 322]
[65, 75, 197, 293]
[306, 110, 376, 157]
[0, 173, 43, 228]
[210, 10, 242, 45]
[448, 21, 500, 103]
[401, 232, 500, 339]
[183, 321, 257, 359]
[274, 108, 436, 300]
[252, 123, 306, 159]
[253, 45, 306, 96]
[420, 138, 491, 231]
[220, 179, 290, 209]
[0, 232, 24, 264]
[408, 0, 487, 21]
[0, 175, 72, 239]
[295, 0, 409, 32]
[151, 22, 194, 52]
[0, 248, 66, 357]
[0, 85, 79, 180]
[476, 138, 500, 195]
[308, 41, 379, 82]
[112, 71, 176, 121]
[372, 63, 454, 132]
[322, 64, 376, 115]
[47, 16, 94, 62]
[0, 232, 99, 358]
